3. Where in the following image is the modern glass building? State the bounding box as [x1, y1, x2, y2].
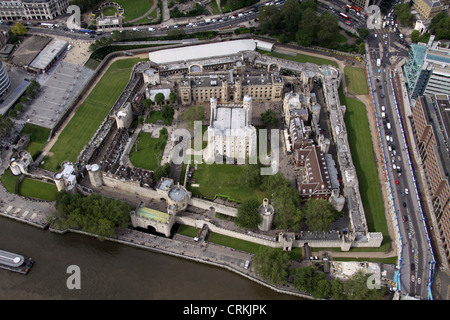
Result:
[0, 61, 11, 96]
[404, 41, 450, 100]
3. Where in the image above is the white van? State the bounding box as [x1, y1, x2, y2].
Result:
[381, 106, 386, 112]
[387, 123, 391, 130]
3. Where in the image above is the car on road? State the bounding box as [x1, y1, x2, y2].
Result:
[405, 188, 409, 195]
[403, 215, 408, 222]
[403, 202, 407, 207]
[411, 263, 415, 270]
[395, 180, 399, 185]
[380, 94, 385, 98]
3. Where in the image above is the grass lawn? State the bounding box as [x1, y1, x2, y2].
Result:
[210, 0, 220, 14]
[129, 129, 167, 170]
[19, 178, 58, 201]
[20, 123, 50, 159]
[187, 163, 267, 203]
[344, 66, 369, 95]
[115, 0, 154, 22]
[258, 49, 339, 68]
[339, 86, 389, 249]
[1, 169, 19, 193]
[42, 57, 144, 172]
[145, 110, 170, 125]
[102, 6, 117, 16]
[1, 169, 58, 200]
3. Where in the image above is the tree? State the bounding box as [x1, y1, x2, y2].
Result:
[169, 92, 177, 105]
[410, 30, 430, 43]
[8, 109, 17, 118]
[253, 247, 291, 285]
[52, 191, 131, 240]
[235, 198, 262, 229]
[433, 16, 450, 41]
[317, 12, 339, 44]
[143, 98, 152, 111]
[0, 114, 14, 138]
[343, 270, 385, 300]
[296, 7, 319, 46]
[281, 0, 302, 40]
[394, 3, 413, 26]
[257, 4, 283, 34]
[264, 173, 302, 230]
[153, 162, 171, 182]
[161, 105, 174, 125]
[11, 22, 28, 36]
[154, 92, 165, 106]
[357, 27, 370, 40]
[14, 103, 23, 112]
[240, 160, 262, 188]
[260, 109, 278, 127]
[272, 185, 303, 230]
[303, 198, 340, 232]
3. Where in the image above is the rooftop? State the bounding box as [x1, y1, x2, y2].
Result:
[149, 39, 257, 64]
[135, 206, 171, 224]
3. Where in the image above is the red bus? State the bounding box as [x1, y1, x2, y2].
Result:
[352, 6, 361, 13]
[340, 12, 349, 20]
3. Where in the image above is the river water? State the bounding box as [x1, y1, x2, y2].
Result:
[0, 217, 300, 300]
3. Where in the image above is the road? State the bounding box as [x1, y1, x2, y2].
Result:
[366, 23, 435, 299]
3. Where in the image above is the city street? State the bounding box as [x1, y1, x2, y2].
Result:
[366, 26, 434, 299]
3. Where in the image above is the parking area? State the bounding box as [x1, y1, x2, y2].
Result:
[20, 59, 94, 129]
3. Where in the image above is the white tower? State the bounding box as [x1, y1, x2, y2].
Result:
[242, 95, 252, 126]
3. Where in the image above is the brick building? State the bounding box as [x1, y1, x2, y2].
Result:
[411, 94, 450, 264]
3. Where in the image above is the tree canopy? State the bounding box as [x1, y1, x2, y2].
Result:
[253, 247, 291, 285]
[303, 198, 340, 232]
[235, 198, 262, 230]
[51, 191, 131, 240]
[428, 11, 450, 41]
[260, 109, 279, 127]
[0, 115, 14, 138]
[394, 3, 413, 26]
[11, 22, 28, 36]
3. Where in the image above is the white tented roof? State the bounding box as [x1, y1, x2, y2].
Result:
[148, 39, 258, 64]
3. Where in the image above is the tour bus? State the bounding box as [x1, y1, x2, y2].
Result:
[340, 12, 349, 20]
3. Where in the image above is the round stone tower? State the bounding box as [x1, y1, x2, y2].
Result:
[167, 183, 191, 211]
[258, 198, 275, 232]
[86, 164, 103, 188]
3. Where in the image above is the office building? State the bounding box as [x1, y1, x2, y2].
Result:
[411, 94, 450, 264]
[0, 0, 69, 21]
[404, 39, 450, 99]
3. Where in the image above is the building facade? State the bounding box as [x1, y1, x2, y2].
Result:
[403, 40, 450, 99]
[411, 94, 450, 264]
[0, 0, 69, 21]
[413, 0, 450, 19]
[0, 61, 11, 96]
[205, 95, 257, 164]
